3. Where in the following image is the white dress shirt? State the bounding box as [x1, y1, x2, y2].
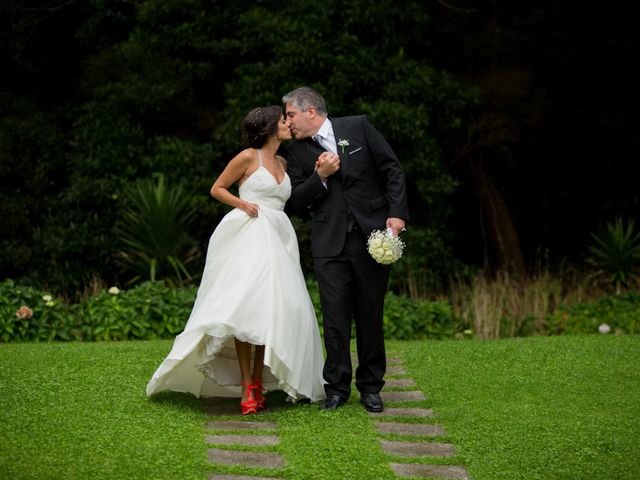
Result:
[313, 118, 337, 154]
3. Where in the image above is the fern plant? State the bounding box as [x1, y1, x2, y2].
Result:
[115, 174, 200, 286]
[586, 217, 640, 294]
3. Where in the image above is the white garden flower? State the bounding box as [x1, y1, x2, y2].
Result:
[108, 286, 120, 295]
[42, 294, 52, 302]
[598, 323, 611, 334]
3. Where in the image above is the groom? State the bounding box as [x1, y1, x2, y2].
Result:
[283, 87, 409, 412]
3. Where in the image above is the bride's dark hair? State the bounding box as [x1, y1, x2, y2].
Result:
[242, 106, 282, 148]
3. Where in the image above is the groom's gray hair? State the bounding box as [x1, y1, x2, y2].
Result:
[282, 87, 328, 116]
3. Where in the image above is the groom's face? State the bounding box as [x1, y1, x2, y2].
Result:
[285, 103, 314, 140]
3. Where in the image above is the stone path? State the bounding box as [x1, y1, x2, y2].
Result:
[202, 399, 286, 480]
[202, 354, 469, 479]
[368, 353, 470, 479]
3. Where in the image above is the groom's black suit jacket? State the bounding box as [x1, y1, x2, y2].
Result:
[286, 115, 409, 257]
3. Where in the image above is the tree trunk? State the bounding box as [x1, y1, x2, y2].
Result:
[473, 164, 527, 277]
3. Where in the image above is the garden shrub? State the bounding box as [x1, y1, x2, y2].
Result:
[0, 279, 74, 342]
[2, 278, 454, 342]
[306, 278, 455, 340]
[74, 282, 197, 341]
[383, 292, 454, 340]
[547, 291, 640, 335]
[1, 279, 195, 342]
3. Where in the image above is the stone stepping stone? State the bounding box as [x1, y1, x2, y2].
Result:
[369, 407, 433, 417]
[390, 463, 469, 479]
[381, 390, 426, 402]
[375, 422, 446, 436]
[380, 439, 455, 457]
[204, 405, 272, 416]
[209, 475, 283, 480]
[385, 378, 416, 388]
[206, 420, 277, 431]
[207, 448, 285, 468]
[204, 404, 243, 416]
[386, 366, 407, 376]
[205, 434, 279, 446]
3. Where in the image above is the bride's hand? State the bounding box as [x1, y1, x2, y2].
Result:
[241, 201, 260, 217]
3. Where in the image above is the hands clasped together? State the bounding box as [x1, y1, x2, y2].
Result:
[315, 151, 340, 182]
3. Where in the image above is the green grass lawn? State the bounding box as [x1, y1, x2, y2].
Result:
[1, 335, 638, 479]
[397, 335, 640, 480]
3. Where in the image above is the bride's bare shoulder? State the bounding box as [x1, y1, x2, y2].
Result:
[236, 148, 258, 162]
[227, 148, 258, 169]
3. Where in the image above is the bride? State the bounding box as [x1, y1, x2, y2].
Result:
[146, 105, 326, 414]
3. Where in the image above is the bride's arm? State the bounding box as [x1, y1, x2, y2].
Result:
[210, 149, 260, 217]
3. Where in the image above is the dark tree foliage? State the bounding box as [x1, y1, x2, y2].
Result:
[1, 0, 475, 295]
[1, 0, 637, 296]
[423, 1, 640, 269]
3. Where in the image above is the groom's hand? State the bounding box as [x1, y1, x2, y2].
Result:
[386, 217, 406, 236]
[315, 152, 340, 182]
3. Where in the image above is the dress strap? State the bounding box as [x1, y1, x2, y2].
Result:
[256, 148, 264, 167]
[274, 156, 283, 173]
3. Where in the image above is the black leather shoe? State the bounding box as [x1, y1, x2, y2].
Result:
[360, 392, 384, 412]
[319, 394, 345, 411]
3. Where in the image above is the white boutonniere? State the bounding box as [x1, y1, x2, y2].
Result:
[337, 138, 349, 153]
[367, 228, 405, 264]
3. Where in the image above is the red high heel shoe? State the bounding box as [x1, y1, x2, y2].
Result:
[240, 382, 258, 415]
[253, 378, 265, 410]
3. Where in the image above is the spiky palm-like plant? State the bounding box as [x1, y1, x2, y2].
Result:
[115, 174, 200, 286]
[586, 218, 640, 294]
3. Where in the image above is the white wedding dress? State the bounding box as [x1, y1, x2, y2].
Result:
[146, 150, 326, 401]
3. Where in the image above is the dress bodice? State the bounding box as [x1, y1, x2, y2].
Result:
[238, 150, 291, 211]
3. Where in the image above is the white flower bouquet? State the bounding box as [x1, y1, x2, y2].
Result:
[367, 228, 405, 265]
